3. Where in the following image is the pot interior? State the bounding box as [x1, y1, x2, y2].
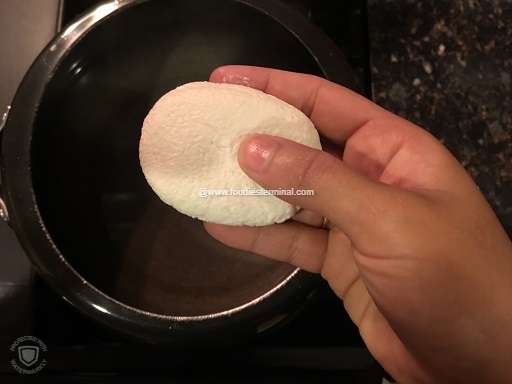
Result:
[31, 0, 323, 316]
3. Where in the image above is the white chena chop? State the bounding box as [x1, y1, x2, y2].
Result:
[139, 81, 322, 226]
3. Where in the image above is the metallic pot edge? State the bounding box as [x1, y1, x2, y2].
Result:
[0, 0, 355, 344]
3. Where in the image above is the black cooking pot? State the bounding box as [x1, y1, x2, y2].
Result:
[0, 0, 357, 345]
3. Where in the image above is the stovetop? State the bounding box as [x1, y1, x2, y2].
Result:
[0, 0, 384, 382]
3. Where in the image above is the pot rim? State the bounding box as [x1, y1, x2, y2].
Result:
[0, 0, 356, 342]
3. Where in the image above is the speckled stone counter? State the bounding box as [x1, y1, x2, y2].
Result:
[367, 0, 512, 235]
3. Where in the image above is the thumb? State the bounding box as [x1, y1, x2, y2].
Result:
[238, 134, 422, 248]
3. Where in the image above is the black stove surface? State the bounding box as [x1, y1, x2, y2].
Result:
[0, 0, 383, 382]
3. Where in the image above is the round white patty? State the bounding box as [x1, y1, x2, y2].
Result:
[139, 81, 321, 226]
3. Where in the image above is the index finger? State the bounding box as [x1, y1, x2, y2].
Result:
[209, 65, 390, 143]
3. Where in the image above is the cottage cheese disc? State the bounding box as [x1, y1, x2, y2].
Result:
[139, 81, 321, 226]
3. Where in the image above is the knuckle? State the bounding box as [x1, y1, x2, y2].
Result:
[298, 151, 340, 190]
[320, 229, 349, 280]
[345, 119, 378, 150]
[286, 225, 304, 264]
[248, 228, 263, 253]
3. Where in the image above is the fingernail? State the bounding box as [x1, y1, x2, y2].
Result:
[239, 135, 279, 172]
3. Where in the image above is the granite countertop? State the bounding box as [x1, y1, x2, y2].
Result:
[367, 0, 512, 236]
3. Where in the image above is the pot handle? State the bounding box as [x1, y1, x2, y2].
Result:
[0, 105, 11, 223]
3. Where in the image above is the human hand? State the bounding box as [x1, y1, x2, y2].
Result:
[204, 66, 512, 383]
